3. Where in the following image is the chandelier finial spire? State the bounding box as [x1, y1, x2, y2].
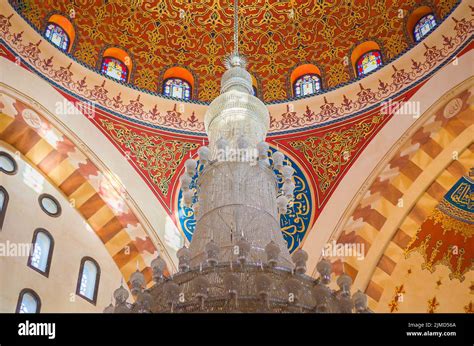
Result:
[225, 0, 247, 69]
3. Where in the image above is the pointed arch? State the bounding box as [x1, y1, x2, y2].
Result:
[0, 90, 169, 288]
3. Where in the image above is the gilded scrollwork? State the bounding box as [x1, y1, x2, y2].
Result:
[405, 176, 473, 282]
[9, 0, 460, 102]
[289, 114, 384, 195]
[99, 118, 198, 196]
[1, 3, 471, 133]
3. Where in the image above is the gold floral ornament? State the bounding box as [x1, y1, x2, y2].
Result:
[11, 0, 461, 102]
[100, 119, 198, 196]
[388, 284, 405, 313]
[427, 296, 440, 313]
[405, 176, 473, 282]
[290, 114, 383, 194]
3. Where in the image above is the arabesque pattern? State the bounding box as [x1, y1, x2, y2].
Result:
[9, 0, 459, 102]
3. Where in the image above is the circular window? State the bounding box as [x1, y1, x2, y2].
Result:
[39, 194, 62, 217]
[0, 152, 18, 175]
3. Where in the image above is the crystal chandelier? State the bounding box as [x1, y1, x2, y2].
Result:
[106, 0, 369, 314]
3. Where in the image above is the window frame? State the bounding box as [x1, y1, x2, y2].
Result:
[293, 73, 322, 97]
[0, 151, 18, 175]
[16, 288, 41, 313]
[100, 56, 129, 83]
[38, 193, 62, 218]
[413, 13, 437, 43]
[356, 50, 383, 78]
[44, 22, 71, 52]
[76, 256, 101, 305]
[27, 228, 55, 278]
[162, 77, 192, 100]
[0, 186, 9, 231]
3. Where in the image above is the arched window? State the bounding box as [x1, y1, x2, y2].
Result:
[162, 66, 194, 100]
[356, 50, 383, 77]
[290, 64, 323, 97]
[45, 23, 70, 52]
[76, 257, 100, 304]
[0, 151, 18, 175]
[100, 47, 132, 83]
[101, 57, 128, 83]
[294, 74, 322, 97]
[43, 14, 75, 53]
[28, 229, 54, 277]
[413, 14, 437, 42]
[163, 78, 191, 100]
[407, 7, 437, 43]
[351, 41, 383, 78]
[0, 186, 8, 231]
[16, 289, 41, 313]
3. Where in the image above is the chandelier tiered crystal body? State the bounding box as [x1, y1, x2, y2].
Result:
[106, 1, 369, 314]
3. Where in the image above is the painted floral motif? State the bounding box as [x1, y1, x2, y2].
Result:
[8, 0, 460, 102]
[388, 284, 405, 313]
[0, 5, 472, 133]
[405, 176, 473, 282]
[289, 114, 385, 196]
[427, 296, 440, 313]
[99, 119, 198, 197]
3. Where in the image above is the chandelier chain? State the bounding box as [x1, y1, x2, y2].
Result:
[234, 0, 239, 55]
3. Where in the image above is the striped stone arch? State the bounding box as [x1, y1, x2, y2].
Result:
[326, 79, 473, 312]
[0, 89, 170, 288]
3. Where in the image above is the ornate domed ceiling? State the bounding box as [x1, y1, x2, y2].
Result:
[1, 0, 472, 315]
[11, 0, 458, 103]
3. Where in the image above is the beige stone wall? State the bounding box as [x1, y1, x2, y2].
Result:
[0, 145, 126, 312]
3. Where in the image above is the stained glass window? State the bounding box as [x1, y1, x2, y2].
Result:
[414, 14, 437, 42]
[44, 23, 70, 52]
[101, 57, 128, 83]
[28, 230, 53, 274]
[17, 290, 40, 313]
[294, 74, 322, 97]
[163, 78, 191, 100]
[356, 51, 382, 77]
[78, 258, 99, 302]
